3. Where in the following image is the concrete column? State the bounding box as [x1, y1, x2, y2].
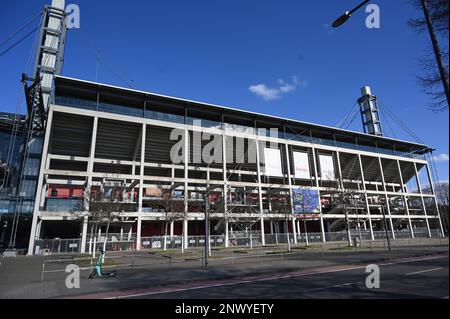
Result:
[291, 217, 297, 244]
[222, 133, 229, 248]
[224, 219, 229, 248]
[358, 155, 375, 240]
[183, 128, 189, 249]
[137, 123, 146, 250]
[27, 108, 55, 255]
[396, 160, 414, 239]
[378, 157, 396, 239]
[128, 226, 132, 241]
[270, 220, 274, 234]
[413, 163, 432, 238]
[311, 147, 326, 242]
[183, 219, 188, 248]
[284, 144, 297, 244]
[254, 137, 265, 246]
[35, 220, 42, 241]
[80, 216, 88, 253]
[170, 221, 174, 237]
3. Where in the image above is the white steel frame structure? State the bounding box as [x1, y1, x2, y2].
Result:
[27, 76, 445, 255]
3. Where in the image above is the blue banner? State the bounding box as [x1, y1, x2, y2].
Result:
[292, 188, 320, 214]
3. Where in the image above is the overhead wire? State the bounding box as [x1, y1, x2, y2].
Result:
[377, 100, 425, 145]
[0, 12, 41, 49]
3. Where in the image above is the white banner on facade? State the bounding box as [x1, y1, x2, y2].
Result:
[264, 148, 283, 177]
[319, 154, 335, 180]
[293, 151, 310, 179]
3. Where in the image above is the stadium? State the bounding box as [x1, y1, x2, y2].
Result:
[0, 0, 445, 256]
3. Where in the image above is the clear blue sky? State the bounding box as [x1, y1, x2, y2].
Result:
[0, 0, 448, 181]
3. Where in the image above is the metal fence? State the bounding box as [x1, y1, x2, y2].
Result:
[34, 239, 81, 255]
[33, 228, 443, 255]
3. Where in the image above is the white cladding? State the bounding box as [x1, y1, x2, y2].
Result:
[293, 151, 310, 179]
[319, 154, 335, 180]
[264, 148, 283, 177]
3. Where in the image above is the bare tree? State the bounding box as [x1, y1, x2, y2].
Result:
[84, 177, 126, 258]
[151, 185, 185, 250]
[434, 182, 449, 234]
[409, 0, 449, 111]
[269, 187, 292, 251]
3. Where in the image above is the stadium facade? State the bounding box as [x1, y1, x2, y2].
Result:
[27, 76, 445, 254]
[0, 0, 445, 255]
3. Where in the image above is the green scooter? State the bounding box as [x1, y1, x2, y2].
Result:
[88, 250, 118, 279]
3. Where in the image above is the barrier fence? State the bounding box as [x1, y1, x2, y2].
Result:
[34, 228, 443, 255]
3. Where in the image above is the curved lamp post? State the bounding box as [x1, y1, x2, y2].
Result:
[332, 0, 370, 28]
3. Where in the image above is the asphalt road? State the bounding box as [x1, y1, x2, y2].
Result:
[120, 254, 449, 299]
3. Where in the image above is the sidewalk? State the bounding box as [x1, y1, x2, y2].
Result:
[0, 240, 447, 299]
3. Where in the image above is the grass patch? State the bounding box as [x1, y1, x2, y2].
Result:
[329, 245, 355, 251]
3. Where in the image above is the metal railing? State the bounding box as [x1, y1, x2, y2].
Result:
[33, 228, 444, 255]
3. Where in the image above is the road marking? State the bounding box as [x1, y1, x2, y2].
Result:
[301, 281, 360, 293]
[405, 267, 443, 276]
[96, 254, 447, 299]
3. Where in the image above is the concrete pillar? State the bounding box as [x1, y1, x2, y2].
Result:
[260, 217, 265, 246]
[137, 123, 146, 250]
[292, 217, 297, 244]
[35, 220, 42, 240]
[80, 216, 88, 253]
[128, 226, 132, 241]
[283, 143, 296, 245]
[396, 160, 415, 239]
[170, 221, 174, 237]
[27, 108, 55, 255]
[254, 137, 265, 246]
[224, 219, 229, 248]
[377, 157, 395, 239]
[270, 220, 274, 234]
[311, 148, 326, 242]
[413, 162, 432, 238]
[183, 128, 189, 249]
[183, 219, 188, 249]
[358, 155, 375, 241]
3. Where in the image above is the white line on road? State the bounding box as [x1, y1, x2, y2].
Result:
[104, 254, 447, 299]
[405, 268, 443, 276]
[301, 281, 360, 293]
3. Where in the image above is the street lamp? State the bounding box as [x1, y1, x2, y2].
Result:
[332, 0, 370, 28]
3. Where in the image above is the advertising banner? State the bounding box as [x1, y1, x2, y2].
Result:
[292, 188, 320, 218]
[293, 151, 310, 179]
[319, 154, 335, 180]
[264, 148, 283, 177]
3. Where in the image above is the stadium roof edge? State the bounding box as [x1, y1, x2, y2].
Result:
[54, 75, 430, 153]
